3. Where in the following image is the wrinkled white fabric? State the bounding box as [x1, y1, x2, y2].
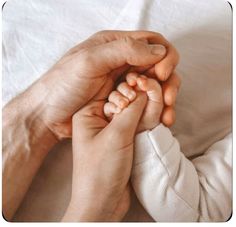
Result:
[2, 0, 232, 222]
[132, 124, 232, 222]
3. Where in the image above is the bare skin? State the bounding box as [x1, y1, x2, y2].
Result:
[104, 72, 167, 132]
[35, 30, 180, 139]
[63, 81, 148, 221]
[2, 30, 180, 221]
[62, 72, 171, 221]
[105, 72, 162, 131]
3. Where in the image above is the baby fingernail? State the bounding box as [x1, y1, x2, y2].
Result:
[150, 44, 166, 56]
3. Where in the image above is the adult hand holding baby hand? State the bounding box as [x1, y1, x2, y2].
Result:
[60, 31, 179, 221]
[104, 72, 164, 133]
[3, 30, 180, 221]
[62, 80, 148, 222]
[36, 30, 179, 140]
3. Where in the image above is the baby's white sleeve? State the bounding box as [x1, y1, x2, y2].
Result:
[131, 124, 232, 222]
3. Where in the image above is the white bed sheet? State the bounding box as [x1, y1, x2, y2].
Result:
[2, 0, 232, 222]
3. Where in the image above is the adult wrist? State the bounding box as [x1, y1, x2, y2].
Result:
[2, 80, 59, 219]
[63, 193, 120, 222]
[3, 80, 58, 157]
[62, 201, 105, 222]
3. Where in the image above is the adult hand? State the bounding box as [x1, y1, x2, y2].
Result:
[35, 30, 179, 139]
[2, 30, 179, 221]
[62, 80, 148, 221]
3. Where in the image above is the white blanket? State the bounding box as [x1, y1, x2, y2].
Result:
[2, 0, 232, 222]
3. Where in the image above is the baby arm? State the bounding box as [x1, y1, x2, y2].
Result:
[131, 127, 232, 222]
[104, 72, 232, 222]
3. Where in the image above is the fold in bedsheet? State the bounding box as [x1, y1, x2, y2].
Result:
[2, 0, 232, 222]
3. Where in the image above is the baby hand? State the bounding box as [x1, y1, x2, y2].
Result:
[104, 72, 163, 133]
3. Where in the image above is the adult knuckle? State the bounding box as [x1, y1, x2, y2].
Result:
[122, 36, 136, 49]
[121, 37, 139, 65]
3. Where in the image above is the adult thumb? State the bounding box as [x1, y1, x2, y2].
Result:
[102, 92, 147, 148]
[79, 37, 166, 75]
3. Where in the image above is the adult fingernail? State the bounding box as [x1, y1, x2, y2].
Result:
[150, 44, 166, 56]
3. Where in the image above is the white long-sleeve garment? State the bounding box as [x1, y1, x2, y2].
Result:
[131, 124, 232, 222]
[3, 0, 231, 222]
